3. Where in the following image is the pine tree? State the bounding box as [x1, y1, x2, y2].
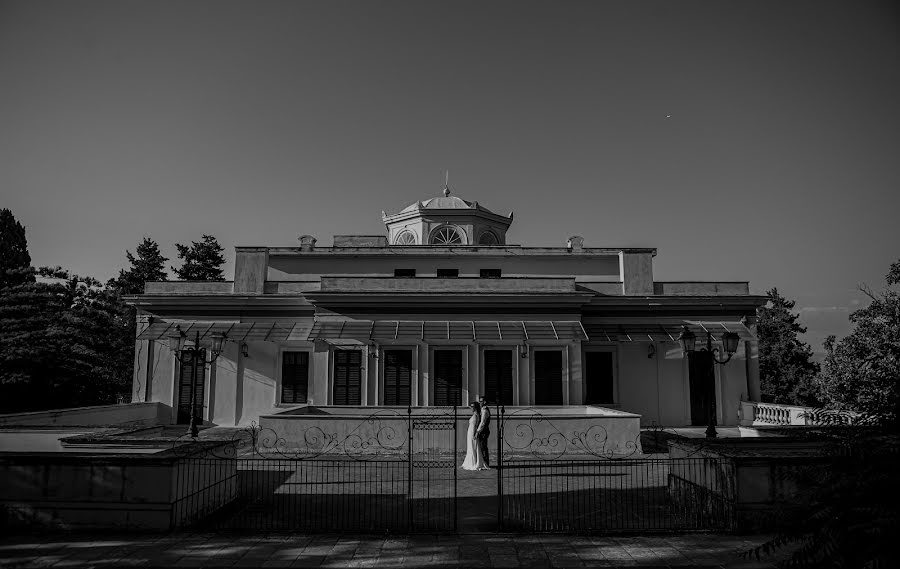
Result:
[172, 235, 226, 281]
[113, 237, 168, 294]
[0, 208, 35, 289]
[757, 288, 821, 406]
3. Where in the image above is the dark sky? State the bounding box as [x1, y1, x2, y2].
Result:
[2, 0, 899, 353]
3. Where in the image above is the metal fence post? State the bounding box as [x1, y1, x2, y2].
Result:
[407, 404, 413, 532]
[498, 402, 504, 531]
[453, 405, 458, 533]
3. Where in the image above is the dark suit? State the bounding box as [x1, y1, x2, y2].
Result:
[477, 405, 491, 467]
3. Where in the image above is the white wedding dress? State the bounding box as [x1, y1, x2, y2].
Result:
[461, 412, 487, 470]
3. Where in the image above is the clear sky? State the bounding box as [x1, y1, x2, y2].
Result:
[2, 0, 898, 355]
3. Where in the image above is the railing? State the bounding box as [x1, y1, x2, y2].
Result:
[501, 458, 736, 532]
[740, 401, 857, 427]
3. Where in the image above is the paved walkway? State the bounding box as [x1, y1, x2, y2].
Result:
[0, 532, 785, 568]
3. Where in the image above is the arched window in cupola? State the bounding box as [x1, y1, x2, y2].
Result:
[394, 230, 417, 245]
[430, 225, 464, 245]
[478, 231, 499, 245]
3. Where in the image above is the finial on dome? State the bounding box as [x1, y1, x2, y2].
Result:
[443, 170, 450, 197]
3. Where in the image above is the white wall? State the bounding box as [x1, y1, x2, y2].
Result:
[268, 255, 620, 280]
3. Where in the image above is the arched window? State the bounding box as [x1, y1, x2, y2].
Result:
[430, 226, 464, 245]
[478, 231, 499, 245]
[394, 231, 417, 245]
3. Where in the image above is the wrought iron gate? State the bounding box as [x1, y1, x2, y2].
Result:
[495, 406, 736, 533]
[171, 407, 458, 532]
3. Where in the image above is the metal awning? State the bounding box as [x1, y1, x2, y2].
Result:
[306, 320, 589, 342]
[137, 321, 311, 342]
[582, 320, 755, 343]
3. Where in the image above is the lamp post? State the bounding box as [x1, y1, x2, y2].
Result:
[677, 326, 740, 438]
[168, 326, 226, 438]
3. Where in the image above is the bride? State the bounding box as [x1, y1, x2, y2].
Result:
[461, 401, 487, 470]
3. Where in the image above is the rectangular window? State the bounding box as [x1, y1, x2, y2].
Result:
[436, 269, 459, 278]
[383, 349, 412, 406]
[480, 269, 501, 278]
[394, 269, 416, 278]
[176, 349, 205, 424]
[484, 349, 514, 405]
[534, 350, 563, 405]
[333, 350, 362, 405]
[281, 351, 310, 404]
[584, 351, 614, 404]
[433, 350, 462, 406]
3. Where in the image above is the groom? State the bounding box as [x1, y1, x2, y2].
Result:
[475, 395, 491, 468]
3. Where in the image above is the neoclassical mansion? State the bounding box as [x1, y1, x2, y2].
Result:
[129, 186, 766, 428]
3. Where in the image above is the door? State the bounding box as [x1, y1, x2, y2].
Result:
[484, 349, 514, 405]
[534, 350, 563, 405]
[433, 350, 462, 406]
[383, 349, 412, 406]
[584, 351, 614, 405]
[333, 350, 362, 405]
[689, 351, 714, 426]
[177, 349, 205, 424]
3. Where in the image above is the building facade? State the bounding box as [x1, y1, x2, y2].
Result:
[128, 188, 766, 428]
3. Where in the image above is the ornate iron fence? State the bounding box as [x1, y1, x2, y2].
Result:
[496, 406, 736, 532]
[171, 407, 457, 532]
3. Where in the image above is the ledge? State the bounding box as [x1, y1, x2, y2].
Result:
[319, 276, 578, 293]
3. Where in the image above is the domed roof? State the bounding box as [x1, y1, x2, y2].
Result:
[399, 186, 498, 215]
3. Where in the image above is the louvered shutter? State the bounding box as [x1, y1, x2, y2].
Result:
[534, 351, 563, 405]
[484, 350, 514, 405]
[281, 352, 310, 404]
[434, 351, 462, 406]
[333, 350, 362, 405]
[383, 350, 412, 406]
[176, 349, 205, 424]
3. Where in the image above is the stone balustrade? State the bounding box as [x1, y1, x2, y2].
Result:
[740, 401, 819, 427]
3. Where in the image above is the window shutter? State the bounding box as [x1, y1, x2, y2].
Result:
[177, 349, 205, 424]
[383, 350, 412, 406]
[334, 350, 362, 405]
[534, 351, 563, 405]
[484, 350, 514, 405]
[434, 351, 462, 406]
[281, 352, 309, 404]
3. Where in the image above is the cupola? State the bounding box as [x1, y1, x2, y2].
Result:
[382, 184, 513, 246]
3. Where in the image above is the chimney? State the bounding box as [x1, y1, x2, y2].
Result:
[298, 235, 317, 252]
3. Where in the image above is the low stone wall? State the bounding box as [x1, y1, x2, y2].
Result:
[0, 402, 171, 427]
[0, 444, 236, 531]
[667, 438, 828, 531]
[259, 405, 643, 459]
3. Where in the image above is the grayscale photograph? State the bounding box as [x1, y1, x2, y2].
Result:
[1, 1, 898, 568]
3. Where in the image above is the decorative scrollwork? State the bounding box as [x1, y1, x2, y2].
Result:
[500, 408, 642, 461]
[171, 410, 413, 461]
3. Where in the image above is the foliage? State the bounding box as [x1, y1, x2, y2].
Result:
[757, 288, 821, 406]
[746, 410, 898, 568]
[817, 259, 900, 422]
[0, 269, 133, 412]
[747, 258, 900, 568]
[0, 208, 35, 289]
[113, 237, 168, 294]
[172, 234, 225, 281]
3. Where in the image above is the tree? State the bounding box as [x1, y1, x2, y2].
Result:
[172, 235, 225, 281]
[757, 288, 821, 406]
[817, 258, 900, 422]
[113, 237, 168, 295]
[747, 258, 900, 568]
[0, 208, 35, 289]
[0, 268, 134, 412]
